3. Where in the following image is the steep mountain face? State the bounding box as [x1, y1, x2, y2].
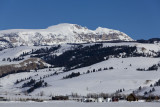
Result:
[0, 23, 133, 47]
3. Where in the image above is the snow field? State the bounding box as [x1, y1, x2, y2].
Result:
[0, 101, 160, 107]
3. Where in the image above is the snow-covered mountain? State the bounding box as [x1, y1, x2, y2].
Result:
[0, 23, 133, 48]
[0, 23, 159, 99]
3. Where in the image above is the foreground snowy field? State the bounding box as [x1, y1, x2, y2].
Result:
[0, 101, 160, 107]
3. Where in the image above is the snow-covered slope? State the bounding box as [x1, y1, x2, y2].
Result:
[0, 23, 133, 47]
[0, 42, 159, 66]
[0, 57, 159, 96]
[0, 42, 160, 97]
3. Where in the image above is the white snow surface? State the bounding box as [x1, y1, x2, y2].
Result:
[0, 101, 160, 107]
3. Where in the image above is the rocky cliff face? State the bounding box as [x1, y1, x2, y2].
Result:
[0, 58, 46, 77]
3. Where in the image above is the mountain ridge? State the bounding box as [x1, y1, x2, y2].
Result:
[0, 23, 133, 48]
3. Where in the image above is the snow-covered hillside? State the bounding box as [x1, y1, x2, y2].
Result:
[0, 23, 133, 48]
[0, 57, 160, 96]
[0, 42, 160, 97]
[0, 42, 159, 66]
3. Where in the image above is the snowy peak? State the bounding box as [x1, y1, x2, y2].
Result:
[0, 23, 134, 48]
[95, 27, 133, 41]
[47, 23, 85, 30]
[95, 27, 118, 34]
[46, 23, 93, 35]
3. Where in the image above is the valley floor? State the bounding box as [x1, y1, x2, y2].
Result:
[0, 101, 160, 107]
